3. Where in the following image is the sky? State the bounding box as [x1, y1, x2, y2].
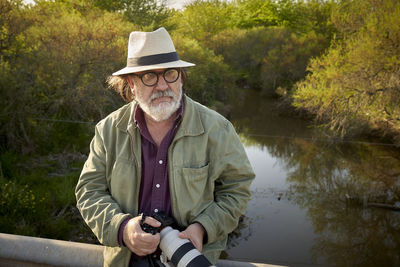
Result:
[167, 0, 193, 10]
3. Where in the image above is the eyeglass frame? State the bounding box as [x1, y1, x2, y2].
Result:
[131, 68, 181, 87]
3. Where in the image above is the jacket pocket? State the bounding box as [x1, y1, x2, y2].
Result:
[177, 164, 212, 215]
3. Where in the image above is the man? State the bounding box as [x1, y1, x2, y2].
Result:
[75, 27, 254, 266]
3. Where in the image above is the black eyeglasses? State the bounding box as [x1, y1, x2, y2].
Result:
[133, 68, 180, 87]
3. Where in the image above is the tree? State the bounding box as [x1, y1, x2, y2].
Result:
[172, 34, 236, 110]
[293, 0, 400, 142]
[168, 0, 234, 43]
[210, 27, 328, 95]
[0, 0, 134, 153]
[231, 0, 279, 28]
[91, 0, 169, 29]
[0, 0, 35, 152]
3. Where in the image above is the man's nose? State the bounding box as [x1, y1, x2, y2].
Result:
[155, 74, 168, 90]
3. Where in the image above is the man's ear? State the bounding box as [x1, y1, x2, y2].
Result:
[126, 75, 135, 93]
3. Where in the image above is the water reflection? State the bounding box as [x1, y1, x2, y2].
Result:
[225, 90, 400, 266]
[285, 140, 400, 266]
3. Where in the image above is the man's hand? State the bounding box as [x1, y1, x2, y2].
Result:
[178, 222, 206, 252]
[123, 215, 161, 256]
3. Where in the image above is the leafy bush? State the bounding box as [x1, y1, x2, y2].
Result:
[1, 1, 132, 153]
[0, 151, 97, 242]
[173, 34, 237, 109]
[210, 27, 328, 95]
[231, 0, 279, 29]
[167, 0, 233, 43]
[0, 177, 45, 235]
[293, 0, 400, 142]
[92, 0, 170, 29]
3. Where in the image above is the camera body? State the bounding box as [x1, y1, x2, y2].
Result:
[140, 212, 214, 267]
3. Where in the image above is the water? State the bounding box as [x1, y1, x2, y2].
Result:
[222, 90, 400, 267]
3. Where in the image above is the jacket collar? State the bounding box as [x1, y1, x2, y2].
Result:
[115, 95, 204, 137]
[176, 95, 204, 138]
[116, 101, 137, 133]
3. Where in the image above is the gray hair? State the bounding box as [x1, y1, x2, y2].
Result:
[106, 75, 134, 102]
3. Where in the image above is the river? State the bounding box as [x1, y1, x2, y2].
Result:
[222, 90, 400, 267]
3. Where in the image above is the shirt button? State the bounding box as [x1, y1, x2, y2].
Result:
[159, 160, 163, 164]
[156, 184, 160, 188]
[154, 208, 159, 213]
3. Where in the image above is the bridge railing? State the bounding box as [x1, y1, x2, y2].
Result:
[0, 233, 284, 267]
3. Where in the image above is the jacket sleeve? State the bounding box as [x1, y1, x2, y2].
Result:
[75, 123, 132, 247]
[193, 121, 255, 244]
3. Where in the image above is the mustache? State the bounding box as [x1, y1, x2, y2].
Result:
[149, 89, 175, 102]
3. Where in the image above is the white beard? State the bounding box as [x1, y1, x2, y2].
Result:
[136, 84, 182, 122]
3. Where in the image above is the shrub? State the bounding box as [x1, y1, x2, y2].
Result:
[173, 34, 237, 109]
[0, 1, 132, 153]
[293, 0, 400, 142]
[210, 27, 328, 95]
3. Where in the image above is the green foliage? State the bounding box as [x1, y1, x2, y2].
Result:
[168, 0, 333, 97]
[168, 0, 234, 43]
[91, 0, 169, 29]
[169, 0, 335, 43]
[26, 1, 130, 119]
[0, 151, 97, 242]
[0, 179, 44, 235]
[210, 27, 328, 95]
[172, 34, 236, 107]
[0, 0, 35, 152]
[0, 151, 19, 178]
[0, 0, 30, 56]
[293, 0, 400, 142]
[0, 0, 131, 153]
[276, 0, 336, 35]
[231, 0, 279, 28]
[330, 0, 372, 37]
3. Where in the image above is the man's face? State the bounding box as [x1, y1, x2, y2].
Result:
[128, 68, 183, 122]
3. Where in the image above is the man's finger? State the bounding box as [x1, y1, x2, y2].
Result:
[139, 232, 160, 244]
[143, 216, 162, 228]
[178, 231, 188, 239]
[134, 247, 157, 257]
[179, 232, 202, 251]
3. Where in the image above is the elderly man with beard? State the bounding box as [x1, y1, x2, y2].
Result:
[75, 28, 254, 267]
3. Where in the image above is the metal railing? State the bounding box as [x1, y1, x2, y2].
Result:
[0, 233, 284, 267]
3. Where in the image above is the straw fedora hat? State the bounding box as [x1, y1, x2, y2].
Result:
[112, 27, 195, 76]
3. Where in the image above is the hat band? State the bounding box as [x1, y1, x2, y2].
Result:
[127, 52, 179, 67]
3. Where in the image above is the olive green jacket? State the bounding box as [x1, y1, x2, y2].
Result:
[75, 95, 255, 266]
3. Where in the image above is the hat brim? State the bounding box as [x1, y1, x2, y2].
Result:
[112, 60, 195, 76]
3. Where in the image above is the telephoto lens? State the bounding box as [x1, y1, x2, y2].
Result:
[160, 226, 215, 267]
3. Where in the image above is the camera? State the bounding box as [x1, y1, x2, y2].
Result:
[140, 212, 214, 267]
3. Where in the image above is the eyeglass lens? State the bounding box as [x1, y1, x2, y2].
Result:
[140, 69, 180, 86]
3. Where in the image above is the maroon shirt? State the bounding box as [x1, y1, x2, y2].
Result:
[118, 100, 183, 245]
[135, 102, 183, 216]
